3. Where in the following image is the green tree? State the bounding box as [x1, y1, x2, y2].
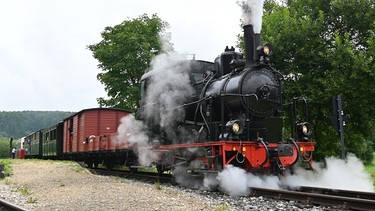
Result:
[0, 137, 12, 158]
[88, 14, 173, 110]
[251, 0, 375, 163]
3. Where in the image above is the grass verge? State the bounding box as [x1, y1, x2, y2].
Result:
[365, 155, 375, 191]
[0, 158, 13, 177]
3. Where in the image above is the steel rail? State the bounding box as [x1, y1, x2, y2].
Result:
[250, 187, 375, 211]
[0, 197, 29, 211]
[85, 166, 173, 184]
[299, 186, 375, 200]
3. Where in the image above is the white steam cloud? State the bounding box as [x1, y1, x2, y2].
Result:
[143, 54, 194, 131]
[143, 53, 196, 144]
[116, 114, 159, 166]
[283, 154, 374, 191]
[240, 0, 265, 33]
[115, 53, 194, 166]
[213, 154, 373, 196]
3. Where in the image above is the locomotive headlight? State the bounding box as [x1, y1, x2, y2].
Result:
[302, 125, 308, 134]
[297, 122, 313, 136]
[257, 43, 274, 57]
[226, 120, 244, 135]
[263, 45, 271, 55]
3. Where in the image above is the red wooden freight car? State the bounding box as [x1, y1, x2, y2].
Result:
[62, 108, 131, 168]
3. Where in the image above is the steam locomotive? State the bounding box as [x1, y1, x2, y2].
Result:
[138, 24, 315, 174]
[15, 24, 315, 176]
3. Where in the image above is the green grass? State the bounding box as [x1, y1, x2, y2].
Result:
[20, 187, 31, 196]
[154, 181, 162, 190]
[27, 197, 37, 203]
[365, 156, 375, 191]
[71, 165, 86, 173]
[0, 159, 13, 176]
[216, 203, 229, 211]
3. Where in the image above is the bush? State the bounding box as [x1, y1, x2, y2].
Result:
[0, 138, 13, 158]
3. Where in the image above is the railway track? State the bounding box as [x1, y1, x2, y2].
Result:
[299, 186, 375, 200]
[250, 186, 375, 211]
[0, 197, 29, 211]
[83, 165, 173, 184]
[81, 163, 375, 210]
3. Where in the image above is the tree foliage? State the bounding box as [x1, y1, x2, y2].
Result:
[88, 14, 172, 110]
[256, 0, 375, 163]
[0, 137, 15, 158]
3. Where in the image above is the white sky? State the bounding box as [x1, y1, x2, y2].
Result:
[0, 0, 243, 111]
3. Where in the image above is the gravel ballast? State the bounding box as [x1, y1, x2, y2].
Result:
[0, 159, 329, 210]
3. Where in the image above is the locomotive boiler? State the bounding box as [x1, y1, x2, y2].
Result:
[198, 25, 283, 143]
[139, 24, 315, 174]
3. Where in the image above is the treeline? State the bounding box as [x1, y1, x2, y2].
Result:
[0, 111, 75, 139]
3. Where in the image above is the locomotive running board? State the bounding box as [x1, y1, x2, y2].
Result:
[189, 169, 219, 174]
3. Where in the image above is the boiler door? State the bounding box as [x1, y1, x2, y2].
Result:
[240, 68, 281, 118]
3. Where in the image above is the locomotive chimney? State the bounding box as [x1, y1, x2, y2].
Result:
[243, 24, 261, 66]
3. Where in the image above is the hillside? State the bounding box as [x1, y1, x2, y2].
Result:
[0, 111, 75, 139]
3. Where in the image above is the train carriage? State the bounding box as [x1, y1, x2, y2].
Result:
[24, 130, 42, 158]
[62, 108, 132, 168]
[41, 122, 64, 158]
[15, 137, 25, 159]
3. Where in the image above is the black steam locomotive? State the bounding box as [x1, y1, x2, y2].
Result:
[138, 24, 315, 174]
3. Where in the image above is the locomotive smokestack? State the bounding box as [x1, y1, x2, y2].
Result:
[243, 24, 261, 66]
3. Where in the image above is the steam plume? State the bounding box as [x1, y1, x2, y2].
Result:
[115, 53, 195, 166]
[213, 154, 373, 196]
[116, 114, 158, 166]
[240, 0, 265, 33]
[283, 154, 374, 191]
[143, 54, 194, 132]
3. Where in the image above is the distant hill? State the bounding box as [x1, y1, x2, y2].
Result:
[0, 111, 75, 139]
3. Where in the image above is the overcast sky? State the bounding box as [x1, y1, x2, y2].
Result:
[0, 1, 243, 112]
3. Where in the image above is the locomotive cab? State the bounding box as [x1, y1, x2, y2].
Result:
[214, 46, 243, 77]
